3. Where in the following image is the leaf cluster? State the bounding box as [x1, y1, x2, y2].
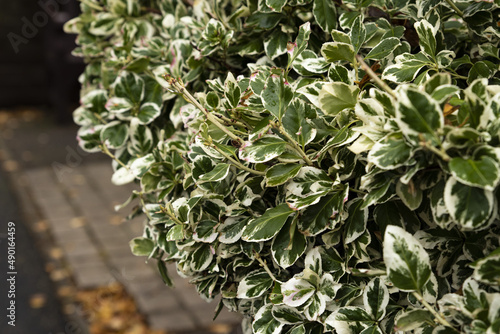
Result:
[67, 0, 500, 333]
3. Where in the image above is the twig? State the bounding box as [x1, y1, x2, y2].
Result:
[160, 204, 184, 225]
[100, 144, 129, 170]
[356, 55, 396, 98]
[420, 140, 451, 161]
[254, 252, 277, 281]
[165, 76, 245, 145]
[412, 291, 457, 331]
[277, 123, 314, 166]
[444, 0, 464, 18]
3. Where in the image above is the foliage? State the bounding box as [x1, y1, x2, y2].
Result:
[66, 0, 500, 333]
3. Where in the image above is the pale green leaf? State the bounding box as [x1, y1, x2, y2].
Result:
[319, 82, 359, 116]
[321, 42, 355, 63]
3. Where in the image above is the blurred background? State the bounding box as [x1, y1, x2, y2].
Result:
[0, 1, 240, 333]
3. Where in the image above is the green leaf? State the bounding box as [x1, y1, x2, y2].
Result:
[262, 74, 294, 121]
[266, 0, 287, 12]
[298, 189, 347, 236]
[128, 118, 153, 156]
[415, 20, 437, 59]
[321, 42, 355, 63]
[382, 52, 431, 83]
[237, 270, 274, 299]
[114, 71, 145, 105]
[396, 180, 423, 211]
[444, 177, 495, 230]
[367, 132, 413, 170]
[264, 30, 289, 60]
[282, 99, 316, 147]
[395, 86, 443, 146]
[218, 217, 248, 244]
[239, 136, 288, 163]
[190, 244, 213, 271]
[383, 225, 432, 292]
[395, 309, 434, 331]
[473, 252, 500, 285]
[101, 121, 129, 149]
[282, 273, 316, 307]
[266, 163, 302, 187]
[272, 305, 304, 325]
[242, 204, 295, 242]
[331, 30, 351, 44]
[225, 73, 242, 109]
[272, 219, 307, 269]
[350, 16, 366, 53]
[166, 225, 184, 241]
[106, 97, 133, 114]
[157, 260, 173, 287]
[288, 22, 311, 67]
[360, 326, 383, 334]
[198, 163, 231, 183]
[449, 156, 500, 191]
[344, 198, 368, 244]
[363, 278, 389, 321]
[137, 102, 161, 124]
[312, 0, 337, 33]
[319, 82, 359, 116]
[194, 220, 218, 243]
[325, 307, 373, 333]
[365, 37, 401, 60]
[130, 237, 154, 256]
[253, 305, 285, 334]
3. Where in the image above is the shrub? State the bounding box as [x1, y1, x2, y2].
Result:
[66, 1, 500, 333]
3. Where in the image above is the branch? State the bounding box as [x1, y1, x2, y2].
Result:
[444, 0, 464, 18]
[355, 55, 396, 98]
[254, 252, 277, 281]
[412, 291, 457, 331]
[166, 76, 245, 145]
[277, 123, 314, 166]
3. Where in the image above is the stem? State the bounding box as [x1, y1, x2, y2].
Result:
[167, 77, 245, 145]
[159, 204, 184, 226]
[356, 55, 396, 98]
[349, 188, 368, 195]
[100, 144, 129, 170]
[412, 291, 457, 330]
[286, 214, 299, 250]
[420, 140, 451, 162]
[444, 0, 464, 18]
[209, 143, 265, 176]
[277, 124, 314, 166]
[215, 113, 247, 128]
[254, 252, 277, 281]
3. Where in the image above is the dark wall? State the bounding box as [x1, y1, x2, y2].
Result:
[0, 0, 84, 122]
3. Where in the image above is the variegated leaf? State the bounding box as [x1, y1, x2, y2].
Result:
[383, 225, 432, 292]
[444, 177, 495, 230]
[237, 270, 274, 299]
[242, 204, 295, 242]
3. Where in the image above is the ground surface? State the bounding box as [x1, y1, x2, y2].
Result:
[0, 110, 241, 333]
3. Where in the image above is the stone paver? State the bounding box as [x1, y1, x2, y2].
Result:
[22, 162, 241, 333]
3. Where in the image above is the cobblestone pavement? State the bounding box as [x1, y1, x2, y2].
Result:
[0, 110, 241, 333]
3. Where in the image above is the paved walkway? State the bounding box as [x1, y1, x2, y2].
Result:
[0, 110, 241, 333]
